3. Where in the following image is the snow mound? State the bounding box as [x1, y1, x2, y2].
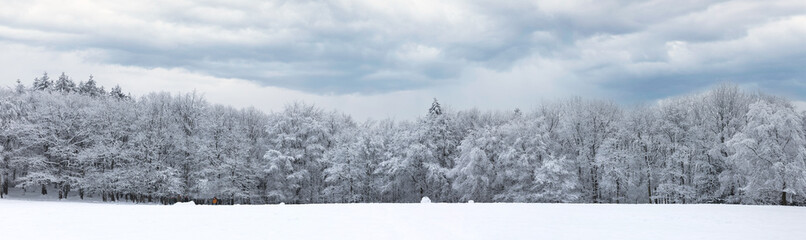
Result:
[279, 202, 285, 205]
[468, 200, 474, 203]
[420, 197, 431, 203]
[174, 201, 196, 206]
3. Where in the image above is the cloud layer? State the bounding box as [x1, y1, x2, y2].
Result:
[1, 0, 805, 118]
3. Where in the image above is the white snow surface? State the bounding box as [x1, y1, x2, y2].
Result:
[173, 201, 196, 206]
[1, 199, 805, 240]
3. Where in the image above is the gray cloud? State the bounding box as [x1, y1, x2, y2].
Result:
[0, 0, 805, 102]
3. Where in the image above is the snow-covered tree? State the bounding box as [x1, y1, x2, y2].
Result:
[492, 116, 547, 202]
[653, 97, 698, 203]
[262, 102, 343, 203]
[197, 105, 252, 203]
[532, 155, 579, 202]
[172, 92, 208, 196]
[14, 79, 26, 94]
[4, 74, 806, 205]
[597, 135, 636, 203]
[683, 83, 753, 203]
[0, 89, 25, 197]
[322, 124, 378, 203]
[11, 92, 98, 199]
[32, 72, 52, 92]
[53, 72, 77, 93]
[559, 98, 622, 203]
[109, 85, 128, 100]
[451, 127, 496, 202]
[728, 100, 806, 205]
[78, 75, 103, 97]
[125, 93, 185, 201]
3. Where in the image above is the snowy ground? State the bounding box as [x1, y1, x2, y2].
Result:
[1, 198, 805, 240]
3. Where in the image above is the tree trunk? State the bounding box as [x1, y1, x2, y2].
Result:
[0, 176, 6, 198]
[647, 174, 652, 203]
[62, 184, 70, 199]
[41, 184, 47, 195]
[781, 191, 788, 206]
[2, 176, 8, 195]
[591, 166, 599, 203]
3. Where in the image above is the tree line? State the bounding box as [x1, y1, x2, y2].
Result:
[1, 73, 805, 205]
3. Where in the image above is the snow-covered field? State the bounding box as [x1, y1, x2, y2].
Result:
[1, 199, 804, 240]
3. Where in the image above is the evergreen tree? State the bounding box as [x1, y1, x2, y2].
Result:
[110, 85, 128, 100]
[32, 72, 52, 91]
[15, 79, 26, 94]
[420, 98, 459, 201]
[79, 75, 102, 97]
[53, 72, 77, 93]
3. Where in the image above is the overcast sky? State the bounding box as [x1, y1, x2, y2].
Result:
[1, 0, 805, 119]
